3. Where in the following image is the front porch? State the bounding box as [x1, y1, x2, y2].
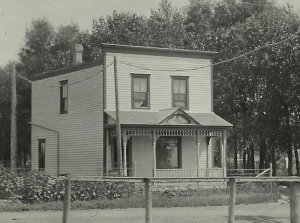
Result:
[104, 127, 228, 178]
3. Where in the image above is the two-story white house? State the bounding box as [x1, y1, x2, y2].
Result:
[30, 44, 232, 177]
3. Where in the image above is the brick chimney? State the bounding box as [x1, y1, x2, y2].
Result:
[72, 43, 83, 65]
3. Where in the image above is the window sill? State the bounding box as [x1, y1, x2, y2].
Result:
[132, 107, 150, 110]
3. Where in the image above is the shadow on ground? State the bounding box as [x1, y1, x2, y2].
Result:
[235, 215, 288, 223]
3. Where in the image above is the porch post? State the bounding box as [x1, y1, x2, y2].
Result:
[220, 134, 223, 172]
[223, 130, 228, 177]
[152, 131, 157, 177]
[196, 130, 200, 177]
[122, 129, 128, 176]
[105, 129, 109, 176]
[206, 137, 209, 169]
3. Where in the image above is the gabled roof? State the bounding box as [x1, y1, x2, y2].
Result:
[30, 60, 103, 81]
[105, 108, 233, 127]
[158, 108, 199, 125]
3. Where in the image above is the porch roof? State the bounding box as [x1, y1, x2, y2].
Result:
[104, 109, 233, 127]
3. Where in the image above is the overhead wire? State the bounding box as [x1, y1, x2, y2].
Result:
[16, 62, 113, 88]
[117, 38, 291, 72]
[16, 37, 292, 86]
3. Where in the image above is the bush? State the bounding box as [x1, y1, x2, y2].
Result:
[0, 166, 282, 206]
[0, 167, 135, 204]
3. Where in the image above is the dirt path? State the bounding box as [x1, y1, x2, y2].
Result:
[0, 202, 289, 223]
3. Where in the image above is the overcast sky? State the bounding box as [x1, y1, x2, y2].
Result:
[0, 0, 299, 67]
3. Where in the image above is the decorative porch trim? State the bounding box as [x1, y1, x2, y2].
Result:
[125, 128, 223, 137]
[106, 126, 229, 178]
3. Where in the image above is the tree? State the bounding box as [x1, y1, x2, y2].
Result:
[88, 11, 149, 60]
[9, 19, 87, 168]
[18, 19, 55, 77]
[196, 3, 300, 175]
[0, 65, 11, 165]
[147, 0, 189, 48]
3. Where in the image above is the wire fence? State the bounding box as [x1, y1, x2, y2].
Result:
[59, 176, 300, 223]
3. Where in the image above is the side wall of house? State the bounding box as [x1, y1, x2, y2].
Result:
[105, 51, 212, 113]
[31, 65, 104, 176]
[31, 128, 58, 175]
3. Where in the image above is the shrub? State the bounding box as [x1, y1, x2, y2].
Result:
[0, 166, 282, 205]
[0, 167, 136, 204]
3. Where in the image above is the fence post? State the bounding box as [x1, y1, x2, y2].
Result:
[270, 163, 273, 193]
[132, 161, 136, 177]
[145, 178, 152, 223]
[62, 177, 71, 223]
[228, 178, 236, 223]
[290, 182, 300, 223]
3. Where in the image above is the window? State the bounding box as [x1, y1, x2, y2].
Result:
[38, 139, 46, 170]
[172, 76, 188, 109]
[60, 80, 68, 113]
[156, 137, 182, 169]
[211, 137, 221, 168]
[132, 74, 150, 108]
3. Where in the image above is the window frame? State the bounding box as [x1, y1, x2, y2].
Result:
[156, 136, 182, 169]
[171, 76, 189, 110]
[38, 139, 46, 171]
[131, 74, 150, 109]
[60, 80, 68, 114]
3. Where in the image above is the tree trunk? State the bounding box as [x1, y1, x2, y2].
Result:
[246, 147, 251, 169]
[243, 150, 247, 170]
[233, 134, 238, 169]
[287, 116, 293, 176]
[250, 143, 255, 170]
[271, 146, 276, 176]
[294, 145, 300, 176]
[259, 138, 266, 170]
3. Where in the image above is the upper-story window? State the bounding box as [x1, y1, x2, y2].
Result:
[60, 80, 68, 114]
[172, 76, 189, 109]
[131, 74, 150, 109]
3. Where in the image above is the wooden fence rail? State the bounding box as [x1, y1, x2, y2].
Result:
[62, 176, 300, 223]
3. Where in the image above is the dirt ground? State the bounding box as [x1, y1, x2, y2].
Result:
[0, 202, 289, 223]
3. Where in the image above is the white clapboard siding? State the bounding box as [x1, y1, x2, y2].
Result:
[105, 52, 212, 112]
[182, 136, 209, 170]
[31, 128, 58, 175]
[131, 136, 153, 177]
[31, 65, 104, 176]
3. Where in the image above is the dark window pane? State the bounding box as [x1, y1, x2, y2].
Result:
[212, 137, 221, 168]
[60, 80, 68, 113]
[38, 139, 45, 170]
[156, 137, 180, 169]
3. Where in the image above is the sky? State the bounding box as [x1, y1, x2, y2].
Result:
[0, 0, 300, 67]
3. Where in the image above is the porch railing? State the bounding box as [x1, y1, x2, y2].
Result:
[198, 168, 224, 178]
[156, 168, 197, 178]
[156, 168, 223, 178]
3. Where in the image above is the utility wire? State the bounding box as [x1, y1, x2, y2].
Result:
[17, 37, 292, 85]
[16, 62, 113, 88]
[118, 38, 291, 72]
